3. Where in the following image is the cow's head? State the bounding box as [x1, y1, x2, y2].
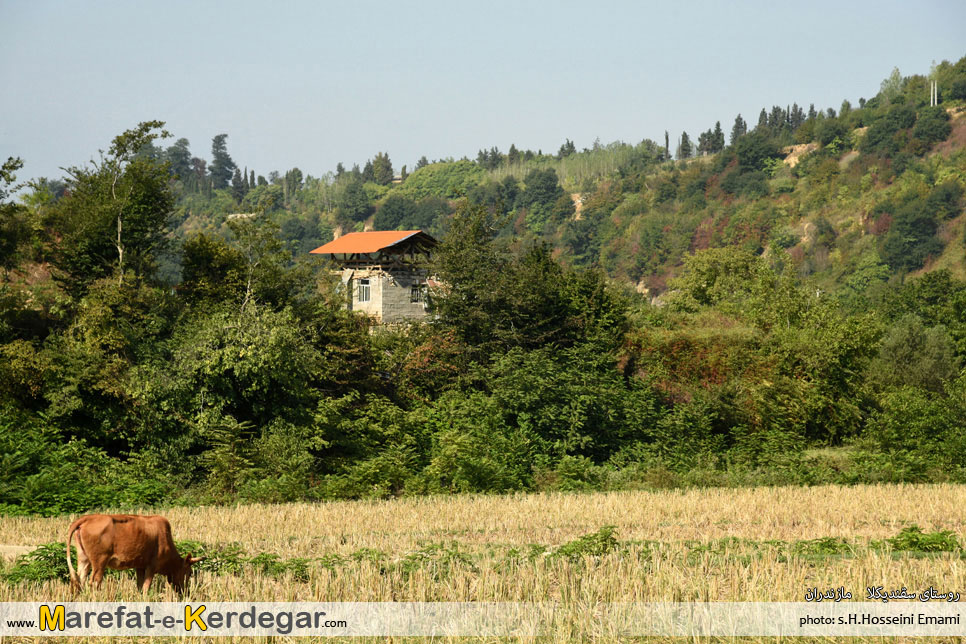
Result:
[168, 553, 205, 594]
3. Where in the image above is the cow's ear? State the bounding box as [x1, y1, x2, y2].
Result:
[187, 556, 206, 565]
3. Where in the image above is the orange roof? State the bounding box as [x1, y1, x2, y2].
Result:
[309, 230, 433, 255]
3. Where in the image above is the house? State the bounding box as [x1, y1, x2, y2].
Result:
[309, 230, 437, 323]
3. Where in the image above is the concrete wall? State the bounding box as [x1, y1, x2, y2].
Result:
[349, 269, 429, 323]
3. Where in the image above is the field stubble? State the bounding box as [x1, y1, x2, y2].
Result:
[3, 484, 966, 642]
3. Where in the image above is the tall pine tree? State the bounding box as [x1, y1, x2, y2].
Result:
[210, 134, 236, 190]
[712, 121, 725, 152]
[372, 152, 394, 185]
[677, 132, 693, 159]
[730, 115, 747, 145]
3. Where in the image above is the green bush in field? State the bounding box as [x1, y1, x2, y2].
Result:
[885, 525, 961, 553]
[3, 543, 75, 584]
[791, 537, 854, 557]
[3, 539, 316, 586]
[551, 526, 621, 561]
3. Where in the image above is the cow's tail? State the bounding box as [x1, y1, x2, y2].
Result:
[65, 518, 83, 590]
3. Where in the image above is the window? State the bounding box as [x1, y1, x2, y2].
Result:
[357, 278, 370, 303]
[410, 284, 424, 303]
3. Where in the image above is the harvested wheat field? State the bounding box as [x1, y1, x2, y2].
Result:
[3, 484, 966, 642]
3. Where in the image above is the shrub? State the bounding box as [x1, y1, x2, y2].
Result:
[886, 525, 960, 553]
[0, 405, 173, 516]
[862, 104, 916, 156]
[912, 106, 952, 147]
[791, 537, 854, 557]
[551, 526, 620, 561]
[4, 543, 77, 584]
[734, 132, 781, 172]
[862, 378, 966, 478]
[879, 198, 941, 271]
[419, 391, 536, 493]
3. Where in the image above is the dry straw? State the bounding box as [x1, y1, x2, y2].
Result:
[3, 484, 965, 643]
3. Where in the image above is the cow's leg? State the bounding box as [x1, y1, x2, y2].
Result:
[135, 568, 146, 591]
[90, 564, 106, 590]
[140, 566, 155, 594]
[76, 551, 91, 590]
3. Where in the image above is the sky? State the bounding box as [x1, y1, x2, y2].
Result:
[2, 0, 965, 185]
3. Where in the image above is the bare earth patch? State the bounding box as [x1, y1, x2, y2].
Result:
[782, 142, 818, 167]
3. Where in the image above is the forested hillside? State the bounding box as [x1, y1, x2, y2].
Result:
[2, 58, 965, 515]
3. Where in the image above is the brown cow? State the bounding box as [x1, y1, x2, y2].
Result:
[66, 514, 203, 594]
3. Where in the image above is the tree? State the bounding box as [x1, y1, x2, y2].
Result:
[756, 108, 769, 131]
[730, 114, 747, 144]
[42, 275, 180, 449]
[335, 179, 371, 225]
[228, 217, 302, 312]
[372, 152, 393, 186]
[430, 204, 505, 351]
[410, 197, 450, 231]
[164, 139, 192, 182]
[768, 105, 786, 132]
[880, 66, 903, 103]
[557, 139, 576, 159]
[711, 121, 725, 152]
[190, 157, 208, 194]
[231, 168, 247, 202]
[698, 125, 725, 156]
[373, 194, 415, 230]
[676, 132, 693, 159]
[815, 117, 846, 146]
[912, 106, 952, 146]
[1, 157, 31, 273]
[697, 129, 713, 156]
[284, 167, 303, 204]
[179, 233, 246, 305]
[47, 121, 174, 293]
[667, 247, 776, 311]
[516, 168, 569, 232]
[518, 168, 564, 210]
[209, 134, 236, 190]
[869, 315, 961, 393]
[880, 198, 942, 272]
[789, 104, 806, 130]
[862, 103, 916, 155]
[432, 204, 627, 356]
[734, 130, 781, 171]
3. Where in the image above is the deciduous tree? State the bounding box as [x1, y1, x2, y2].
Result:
[46, 121, 173, 293]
